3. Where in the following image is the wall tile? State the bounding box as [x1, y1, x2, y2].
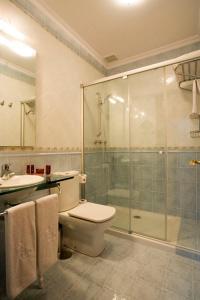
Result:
[179, 152, 196, 168]
[180, 168, 196, 183]
[167, 153, 179, 168]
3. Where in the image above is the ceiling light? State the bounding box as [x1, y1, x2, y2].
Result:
[108, 97, 117, 104]
[0, 20, 24, 40]
[0, 35, 36, 57]
[117, 0, 143, 6]
[166, 76, 175, 85]
[113, 95, 124, 103]
[11, 40, 36, 57]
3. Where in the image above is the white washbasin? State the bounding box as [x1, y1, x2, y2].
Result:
[0, 175, 44, 189]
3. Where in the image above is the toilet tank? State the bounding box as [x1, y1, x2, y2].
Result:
[58, 171, 80, 212]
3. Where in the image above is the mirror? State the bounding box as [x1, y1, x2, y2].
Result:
[0, 24, 36, 147]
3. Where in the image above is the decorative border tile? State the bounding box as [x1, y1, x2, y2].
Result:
[107, 41, 200, 75]
[84, 146, 200, 152]
[2, 146, 197, 154]
[0, 146, 81, 155]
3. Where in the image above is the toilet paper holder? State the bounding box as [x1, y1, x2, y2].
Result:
[79, 174, 87, 184]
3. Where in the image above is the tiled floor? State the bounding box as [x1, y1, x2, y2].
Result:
[10, 233, 200, 300]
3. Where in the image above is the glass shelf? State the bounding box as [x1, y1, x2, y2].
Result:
[0, 174, 73, 196]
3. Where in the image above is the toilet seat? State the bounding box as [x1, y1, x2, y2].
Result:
[59, 202, 116, 223]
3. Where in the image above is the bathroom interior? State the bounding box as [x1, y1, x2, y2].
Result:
[0, 0, 200, 299]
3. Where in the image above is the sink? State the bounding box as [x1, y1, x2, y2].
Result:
[0, 175, 45, 204]
[0, 175, 44, 189]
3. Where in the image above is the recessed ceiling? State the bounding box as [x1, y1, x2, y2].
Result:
[40, 0, 200, 68]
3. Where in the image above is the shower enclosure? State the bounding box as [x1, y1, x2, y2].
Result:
[82, 52, 200, 252]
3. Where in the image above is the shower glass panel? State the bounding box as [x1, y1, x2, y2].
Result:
[83, 54, 200, 253]
[129, 68, 167, 240]
[165, 64, 199, 251]
[83, 78, 130, 232]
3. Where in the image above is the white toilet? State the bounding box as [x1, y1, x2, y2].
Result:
[56, 171, 116, 257]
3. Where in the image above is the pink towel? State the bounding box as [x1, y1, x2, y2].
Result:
[35, 194, 59, 277]
[5, 202, 37, 299]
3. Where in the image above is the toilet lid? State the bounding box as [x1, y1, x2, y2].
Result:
[68, 202, 116, 223]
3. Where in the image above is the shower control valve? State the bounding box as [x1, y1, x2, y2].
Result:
[189, 160, 200, 166]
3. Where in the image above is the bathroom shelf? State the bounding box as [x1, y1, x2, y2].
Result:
[190, 130, 200, 138]
[190, 115, 200, 138]
[174, 58, 200, 91]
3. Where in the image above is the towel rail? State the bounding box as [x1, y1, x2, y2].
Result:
[0, 182, 61, 219]
[0, 211, 7, 219]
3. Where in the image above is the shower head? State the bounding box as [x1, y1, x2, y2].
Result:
[96, 92, 103, 105]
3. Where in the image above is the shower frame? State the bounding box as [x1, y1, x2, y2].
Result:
[81, 50, 200, 251]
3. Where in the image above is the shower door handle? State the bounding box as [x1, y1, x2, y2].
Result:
[189, 160, 200, 166]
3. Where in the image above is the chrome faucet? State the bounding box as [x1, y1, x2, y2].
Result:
[1, 164, 15, 180]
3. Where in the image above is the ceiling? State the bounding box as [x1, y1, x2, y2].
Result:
[40, 0, 200, 68]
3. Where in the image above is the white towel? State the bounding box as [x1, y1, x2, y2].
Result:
[35, 194, 58, 278]
[190, 79, 199, 118]
[5, 202, 37, 299]
[196, 79, 200, 94]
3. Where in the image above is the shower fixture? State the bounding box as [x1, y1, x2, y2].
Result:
[8, 102, 13, 108]
[94, 92, 124, 145]
[94, 92, 107, 145]
[189, 159, 200, 165]
[96, 92, 103, 138]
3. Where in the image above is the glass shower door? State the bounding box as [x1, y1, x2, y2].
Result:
[83, 77, 130, 232]
[165, 63, 199, 250]
[129, 68, 167, 240]
[83, 83, 108, 207]
[83, 58, 200, 252]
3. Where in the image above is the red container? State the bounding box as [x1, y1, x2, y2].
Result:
[36, 168, 44, 175]
[26, 165, 31, 174]
[31, 164, 34, 174]
[46, 165, 51, 175]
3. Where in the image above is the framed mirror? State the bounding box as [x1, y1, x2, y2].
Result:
[0, 25, 36, 148]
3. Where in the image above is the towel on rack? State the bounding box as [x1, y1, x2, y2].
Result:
[35, 194, 58, 277]
[5, 202, 37, 299]
[190, 79, 199, 118]
[196, 79, 200, 94]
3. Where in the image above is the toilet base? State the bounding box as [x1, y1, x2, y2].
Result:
[60, 217, 113, 257]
